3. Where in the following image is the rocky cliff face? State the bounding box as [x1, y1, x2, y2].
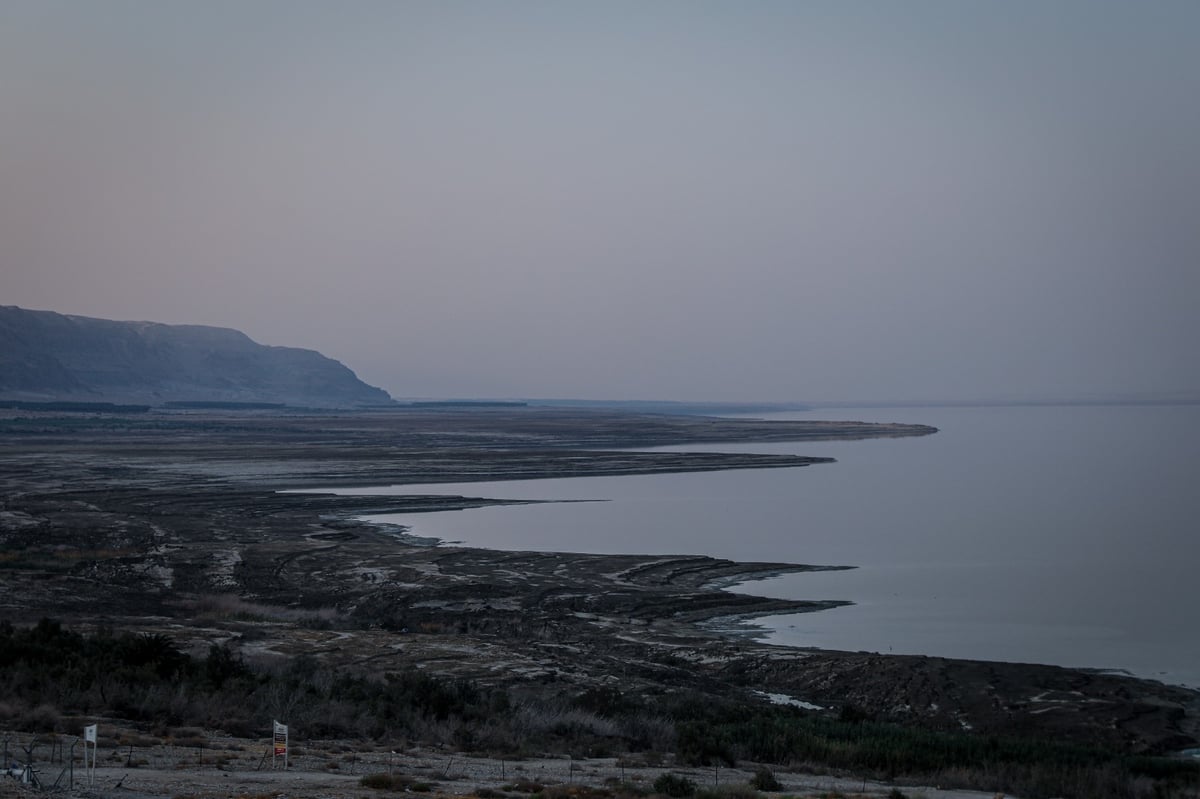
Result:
[0, 306, 392, 407]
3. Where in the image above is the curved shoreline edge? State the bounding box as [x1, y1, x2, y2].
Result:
[2, 407, 1196, 754]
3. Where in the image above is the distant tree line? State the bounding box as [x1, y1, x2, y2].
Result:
[0, 400, 150, 413]
[162, 401, 286, 410]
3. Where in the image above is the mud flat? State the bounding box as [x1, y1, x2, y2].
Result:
[1, 406, 1197, 756]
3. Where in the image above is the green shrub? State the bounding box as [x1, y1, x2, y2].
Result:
[696, 785, 759, 799]
[653, 773, 696, 798]
[749, 768, 781, 792]
[360, 773, 407, 790]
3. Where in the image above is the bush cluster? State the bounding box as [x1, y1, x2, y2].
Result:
[748, 768, 781, 792]
[2, 619, 1196, 799]
[652, 773, 696, 797]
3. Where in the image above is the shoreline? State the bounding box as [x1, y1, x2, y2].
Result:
[1, 406, 1196, 755]
[353, 505, 1200, 692]
[349, 510, 865, 651]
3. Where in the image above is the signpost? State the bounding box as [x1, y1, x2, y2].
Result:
[272, 721, 288, 770]
[82, 724, 97, 787]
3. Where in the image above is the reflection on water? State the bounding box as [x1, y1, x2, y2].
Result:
[328, 404, 1200, 688]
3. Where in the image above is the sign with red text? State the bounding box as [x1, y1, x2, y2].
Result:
[272, 720, 288, 768]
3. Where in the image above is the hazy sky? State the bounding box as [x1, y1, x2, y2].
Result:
[2, 1, 1197, 402]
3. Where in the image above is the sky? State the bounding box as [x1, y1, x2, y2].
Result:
[2, 1, 1198, 403]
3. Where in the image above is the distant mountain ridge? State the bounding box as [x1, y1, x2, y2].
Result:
[0, 306, 391, 407]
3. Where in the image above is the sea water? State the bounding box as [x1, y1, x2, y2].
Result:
[324, 404, 1200, 688]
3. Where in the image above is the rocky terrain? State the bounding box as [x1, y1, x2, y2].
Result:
[0, 730, 1010, 799]
[1, 405, 1198, 799]
[0, 306, 390, 407]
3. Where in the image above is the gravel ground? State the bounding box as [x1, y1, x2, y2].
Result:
[1, 733, 1010, 799]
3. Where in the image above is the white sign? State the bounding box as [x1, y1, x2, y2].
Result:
[83, 723, 99, 787]
[272, 720, 289, 768]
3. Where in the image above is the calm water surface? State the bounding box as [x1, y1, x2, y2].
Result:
[328, 405, 1200, 687]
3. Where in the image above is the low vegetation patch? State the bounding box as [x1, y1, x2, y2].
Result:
[748, 768, 781, 792]
[2, 619, 1196, 799]
[652, 773, 697, 798]
[695, 786, 760, 799]
[360, 773, 409, 790]
[503, 778, 546, 793]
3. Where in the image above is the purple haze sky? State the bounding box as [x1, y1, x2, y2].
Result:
[2, 1, 1198, 403]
